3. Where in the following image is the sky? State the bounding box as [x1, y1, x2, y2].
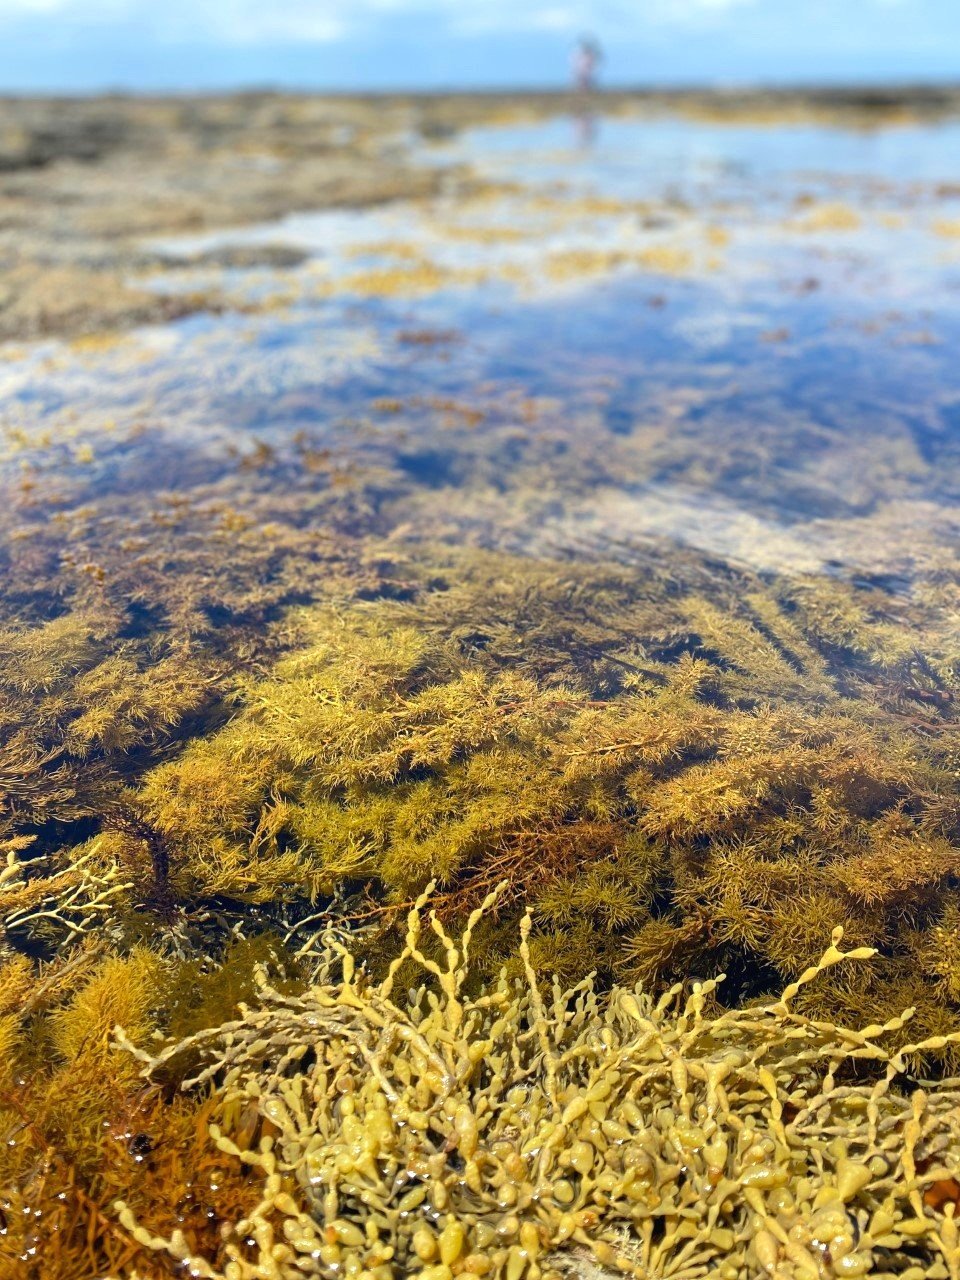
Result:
[1, 0, 959, 93]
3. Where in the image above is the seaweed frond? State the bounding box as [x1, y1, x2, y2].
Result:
[115, 891, 960, 1280]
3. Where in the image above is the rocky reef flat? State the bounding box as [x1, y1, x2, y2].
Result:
[2, 85, 960, 341]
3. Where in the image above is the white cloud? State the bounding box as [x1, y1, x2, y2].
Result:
[445, 2, 582, 37]
[189, 3, 346, 45]
[0, 0, 928, 44]
[0, 0, 124, 13]
[0, 0, 517, 40]
[0, 0, 345, 41]
[620, 0, 760, 26]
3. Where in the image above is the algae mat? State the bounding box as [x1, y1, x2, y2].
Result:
[3, 104, 960, 1279]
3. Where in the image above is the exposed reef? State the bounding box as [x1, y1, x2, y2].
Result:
[4, 85, 960, 341]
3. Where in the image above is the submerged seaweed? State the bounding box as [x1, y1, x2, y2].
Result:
[3, 99, 960, 1280]
[2, 543, 959, 1275]
[119, 552, 960, 1057]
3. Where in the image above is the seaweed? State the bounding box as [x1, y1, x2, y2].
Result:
[114, 888, 960, 1280]
[0, 921, 277, 1278]
[2, 516, 960, 1277]
[111, 551, 960, 1055]
[6, 87, 960, 1280]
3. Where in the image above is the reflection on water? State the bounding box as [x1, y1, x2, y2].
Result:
[455, 111, 960, 192]
[572, 107, 599, 151]
[5, 240, 960, 580]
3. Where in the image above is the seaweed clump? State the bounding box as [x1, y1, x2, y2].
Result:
[116, 887, 960, 1280]
[0, 610, 220, 837]
[1, 549, 960, 1276]
[0, 856, 294, 1279]
[133, 555, 960, 1054]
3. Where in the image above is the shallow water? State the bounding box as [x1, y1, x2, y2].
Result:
[5, 125, 960, 582]
[448, 112, 960, 191]
[4, 108, 960, 1273]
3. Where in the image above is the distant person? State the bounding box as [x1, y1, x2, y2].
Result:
[573, 35, 603, 94]
[572, 35, 602, 148]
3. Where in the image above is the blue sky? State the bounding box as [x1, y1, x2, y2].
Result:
[1, 0, 959, 93]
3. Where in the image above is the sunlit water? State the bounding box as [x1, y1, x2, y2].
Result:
[5, 111, 960, 586]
